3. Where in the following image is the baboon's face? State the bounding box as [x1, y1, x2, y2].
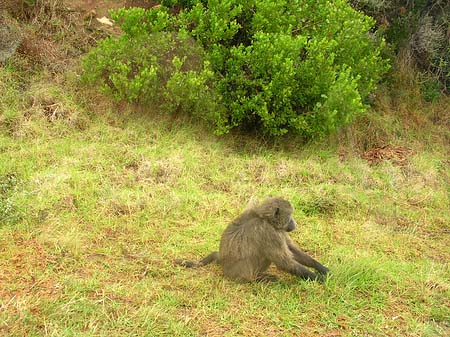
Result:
[272, 201, 297, 232]
[259, 197, 297, 232]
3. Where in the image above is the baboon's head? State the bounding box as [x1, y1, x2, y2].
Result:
[259, 197, 297, 232]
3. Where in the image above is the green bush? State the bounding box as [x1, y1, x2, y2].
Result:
[83, 27, 222, 119]
[83, 0, 389, 138]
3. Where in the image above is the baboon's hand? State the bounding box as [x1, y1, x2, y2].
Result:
[314, 272, 329, 283]
[317, 265, 330, 275]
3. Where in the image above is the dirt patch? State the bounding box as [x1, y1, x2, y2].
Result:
[69, 0, 125, 18]
[69, 0, 161, 17]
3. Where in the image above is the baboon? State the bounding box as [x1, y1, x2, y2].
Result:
[175, 197, 329, 283]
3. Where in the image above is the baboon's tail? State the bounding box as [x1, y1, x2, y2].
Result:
[175, 251, 219, 268]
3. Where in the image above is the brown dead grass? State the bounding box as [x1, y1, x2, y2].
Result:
[0, 234, 58, 301]
[362, 144, 414, 166]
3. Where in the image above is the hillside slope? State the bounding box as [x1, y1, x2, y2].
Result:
[1, 1, 449, 336]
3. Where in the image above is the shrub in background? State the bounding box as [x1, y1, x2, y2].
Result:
[350, 0, 449, 95]
[83, 1, 389, 138]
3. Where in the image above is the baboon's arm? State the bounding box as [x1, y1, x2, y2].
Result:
[265, 245, 319, 281]
[276, 257, 319, 281]
[287, 240, 329, 275]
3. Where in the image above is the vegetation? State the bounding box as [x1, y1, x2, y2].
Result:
[1, 1, 449, 336]
[83, 0, 389, 137]
[351, 0, 450, 97]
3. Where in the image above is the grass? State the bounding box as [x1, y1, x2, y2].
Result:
[1, 62, 449, 337]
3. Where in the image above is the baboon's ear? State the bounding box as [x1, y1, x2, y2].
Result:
[274, 207, 280, 218]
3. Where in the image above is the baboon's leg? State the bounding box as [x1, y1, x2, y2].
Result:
[222, 259, 256, 282]
[175, 251, 219, 268]
[287, 241, 329, 275]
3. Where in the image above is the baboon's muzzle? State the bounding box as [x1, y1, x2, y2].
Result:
[286, 219, 297, 232]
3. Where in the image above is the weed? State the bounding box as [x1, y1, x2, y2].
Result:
[0, 173, 22, 225]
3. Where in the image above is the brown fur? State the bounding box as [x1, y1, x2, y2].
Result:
[175, 197, 329, 283]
